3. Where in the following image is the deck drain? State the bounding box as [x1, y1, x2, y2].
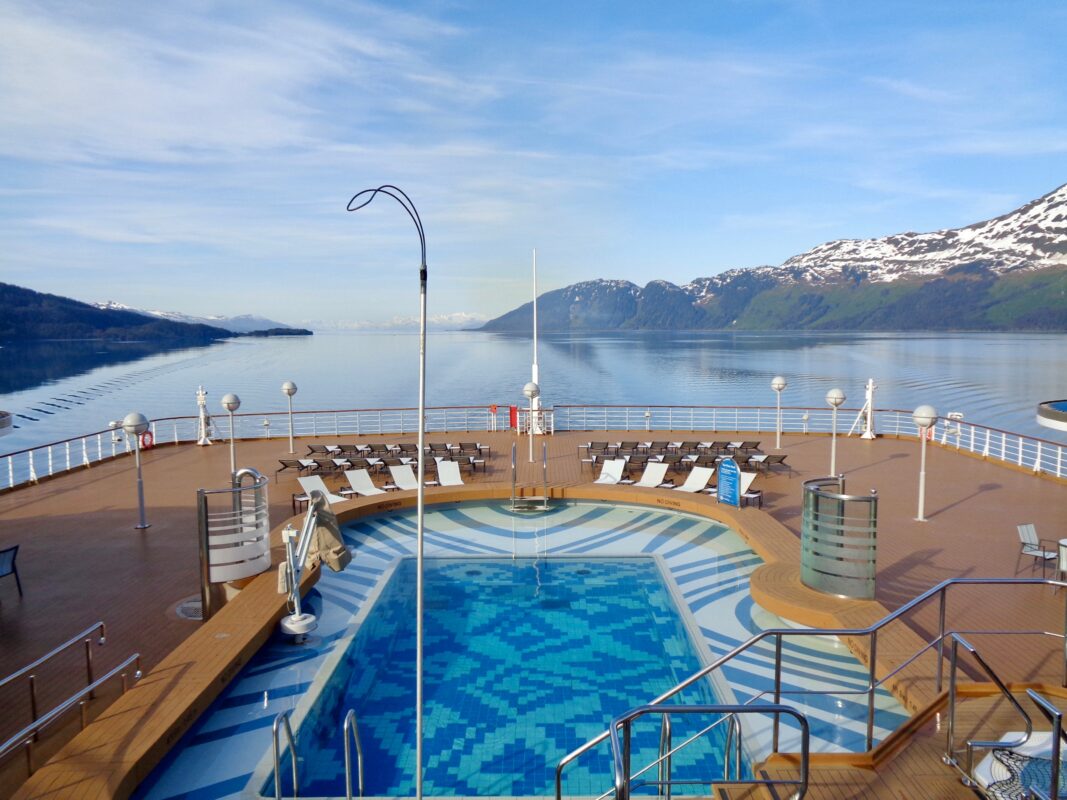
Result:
[175, 596, 203, 621]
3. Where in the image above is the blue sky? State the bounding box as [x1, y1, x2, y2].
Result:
[2, 0, 1065, 328]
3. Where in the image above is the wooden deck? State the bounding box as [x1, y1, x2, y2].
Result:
[0, 428, 1064, 798]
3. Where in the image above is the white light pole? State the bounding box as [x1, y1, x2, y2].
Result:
[348, 185, 428, 800]
[221, 393, 241, 478]
[771, 376, 787, 450]
[912, 404, 938, 522]
[826, 388, 846, 475]
[122, 412, 151, 530]
[523, 381, 540, 463]
[282, 381, 298, 454]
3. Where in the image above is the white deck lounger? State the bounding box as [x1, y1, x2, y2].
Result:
[673, 466, 715, 493]
[631, 461, 671, 488]
[385, 463, 438, 491]
[341, 469, 385, 497]
[594, 459, 626, 485]
[296, 475, 347, 506]
[436, 460, 465, 487]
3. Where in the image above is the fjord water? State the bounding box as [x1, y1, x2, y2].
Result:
[1, 330, 1065, 452]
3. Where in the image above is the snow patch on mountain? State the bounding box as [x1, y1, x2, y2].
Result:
[92, 302, 291, 333]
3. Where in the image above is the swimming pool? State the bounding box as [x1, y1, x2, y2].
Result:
[135, 501, 908, 799]
[274, 557, 724, 796]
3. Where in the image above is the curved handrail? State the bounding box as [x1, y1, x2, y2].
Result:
[272, 711, 298, 800]
[343, 709, 365, 799]
[555, 576, 1066, 795]
[608, 704, 809, 800]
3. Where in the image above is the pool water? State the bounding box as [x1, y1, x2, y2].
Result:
[278, 557, 726, 797]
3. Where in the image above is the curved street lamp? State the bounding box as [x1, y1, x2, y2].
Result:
[523, 381, 541, 463]
[912, 404, 938, 522]
[122, 412, 151, 530]
[347, 185, 428, 800]
[282, 381, 298, 455]
[221, 393, 241, 478]
[826, 388, 846, 475]
[771, 376, 787, 450]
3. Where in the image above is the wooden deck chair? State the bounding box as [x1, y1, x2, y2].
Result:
[594, 459, 626, 485]
[1017, 524, 1056, 575]
[437, 460, 465, 487]
[341, 469, 385, 497]
[632, 462, 671, 489]
[673, 466, 715, 493]
[296, 475, 347, 506]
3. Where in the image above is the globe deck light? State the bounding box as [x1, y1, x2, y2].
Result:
[122, 412, 151, 530]
[771, 376, 787, 450]
[912, 404, 938, 522]
[282, 381, 298, 455]
[826, 388, 846, 476]
[221, 393, 241, 477]
[523, 382, 541, 463]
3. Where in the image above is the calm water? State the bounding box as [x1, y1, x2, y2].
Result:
[1, 330, 1065, 452]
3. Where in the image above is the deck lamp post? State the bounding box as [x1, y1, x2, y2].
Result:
[826, 388, 846, 475]
[912, 404, 938, 522]
[221, 393, 241, 478]
[122, 412, 151, 530]
[771, 376, 787, 450]
[347, 185, 428, 800]
[523, 382, 540, 463]
[282, 381, 298, 454]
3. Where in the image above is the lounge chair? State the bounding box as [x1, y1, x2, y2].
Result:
[1017, 524, 1057, 575]
[673, 466, 715, 493]
[760, 454, 789, 472]
[648, 441, 669, 455]
[306, 444, 333, 456]
[594, 459, 626, 485]
[436, 460, 465, 487]
[296, 475, 347, 506]
[618, 441, 639, 456]
[631, 462, 672, 488]
[737, 441, 762, 452]
[0, 545, 22, 597]
[341, 469, 385, 497]
[680, 441, 701, 454]
[274, 459, 308, 481]
[385, 464, 437, 491]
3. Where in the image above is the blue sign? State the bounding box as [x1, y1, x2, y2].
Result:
[717, 457, 740, 507]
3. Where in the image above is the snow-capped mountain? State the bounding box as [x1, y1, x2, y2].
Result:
[92, 302, 291, 334]
[484, 184, 1067, 332]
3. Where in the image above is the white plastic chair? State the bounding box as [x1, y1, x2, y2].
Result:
[342, 469, 385, 497]
[594, 459, 626, 485]
[296, 475, 347, 506]
[673, 466, 715, 493]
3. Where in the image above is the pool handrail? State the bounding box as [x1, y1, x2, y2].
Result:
[608, 704, 809, 800]
[554, 576, 1067, 799]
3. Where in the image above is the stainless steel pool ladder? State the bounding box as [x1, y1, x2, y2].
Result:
[608, 704, 809, 800]
[272, 711, 298, 799]
[1026, 690, 1067, 800]
[344, 709, 365, 799]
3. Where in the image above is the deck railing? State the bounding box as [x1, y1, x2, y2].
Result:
[1, 404, 1063, 489]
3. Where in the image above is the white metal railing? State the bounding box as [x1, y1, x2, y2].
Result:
[1, 404, 1063, 489]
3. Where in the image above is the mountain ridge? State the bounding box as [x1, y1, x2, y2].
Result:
[482, 183, 1067, 332]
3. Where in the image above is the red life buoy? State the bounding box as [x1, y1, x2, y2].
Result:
[140, 431, 154, 449]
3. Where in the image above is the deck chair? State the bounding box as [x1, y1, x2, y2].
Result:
[386, 463, 436, 491]
[274, 459, 308, 481]
[436, 460, 465, 487]
[296, 475, 347, 506]
[341, 469, 385, 497]
[674, 466, 715, 493]
[0, 545, 22, 597]
[631, 462, 671, 488]
[737, 441, 761, 452]
[1017, 524, 1057, 575]
[594, 459, 626, 485]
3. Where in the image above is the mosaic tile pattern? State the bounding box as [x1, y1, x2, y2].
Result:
[135, 501, 909, 800]
[291, 558, 723, 797]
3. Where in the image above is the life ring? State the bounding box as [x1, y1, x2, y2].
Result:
[140, 431, 154, 449]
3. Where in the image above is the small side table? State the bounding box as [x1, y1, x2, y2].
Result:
[741, 489, 764, 509]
